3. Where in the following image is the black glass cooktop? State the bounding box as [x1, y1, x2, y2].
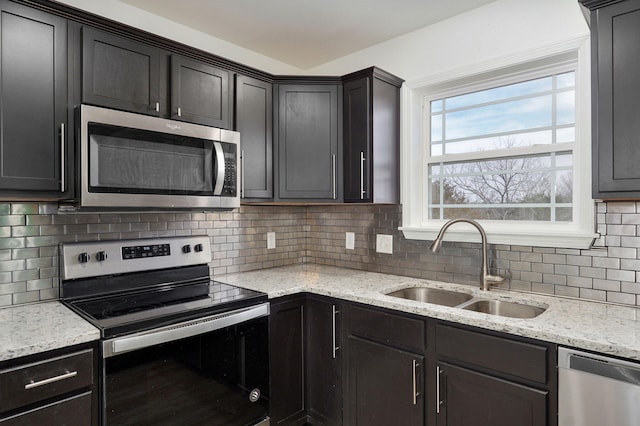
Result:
[64, 280, 267, 339]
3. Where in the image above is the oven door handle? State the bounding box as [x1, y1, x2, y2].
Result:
[103, 302, 269, 358]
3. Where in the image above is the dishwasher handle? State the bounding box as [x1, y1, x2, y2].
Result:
[560, 347, 640, 386]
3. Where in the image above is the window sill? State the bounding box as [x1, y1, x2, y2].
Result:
[399, 223, 598, 249]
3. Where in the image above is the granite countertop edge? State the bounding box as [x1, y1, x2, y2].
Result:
[219, 263, 640, 361]
[0, 301, 100, 362]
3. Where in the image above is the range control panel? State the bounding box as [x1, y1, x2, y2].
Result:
[122, 243, 171, 260]
[62, 236, 211, 280]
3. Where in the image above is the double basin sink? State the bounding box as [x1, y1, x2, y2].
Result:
[385, 287, 546, 319]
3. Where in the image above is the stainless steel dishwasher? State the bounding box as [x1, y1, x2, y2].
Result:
[559, 347, 640, 426]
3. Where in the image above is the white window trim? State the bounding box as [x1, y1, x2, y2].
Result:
[399, 36, 598, 249]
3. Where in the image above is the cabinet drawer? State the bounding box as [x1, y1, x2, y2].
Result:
[0, 349, 93, 413]
[0, 391, 91, 426]
[347, 304, 425, 352]
[436, 324, 548, 384]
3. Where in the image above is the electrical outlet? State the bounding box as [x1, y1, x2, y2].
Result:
[346, 232, 355, 250]
[376, 234, 393, 254]
[267, 232, 276, 249]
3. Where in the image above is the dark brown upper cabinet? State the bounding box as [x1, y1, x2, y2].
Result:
[82, 27, 161, 116]
[275, 82, 342, 201]
[83, 28, 232, 128]
[0, 0, 71, 197]
[580, 0, 640, 198]
[342, 68, 403, 203]
[171, 55, 230, 128]
[235, 74, 273, 199]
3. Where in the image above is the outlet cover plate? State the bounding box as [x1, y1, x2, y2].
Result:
[267, 232, 276, 249]
[376, 234, 393, 254]
[346, 232, 355, 250]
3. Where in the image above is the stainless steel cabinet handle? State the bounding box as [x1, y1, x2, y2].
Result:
[412, 360, 420, 405]
[436, 365, 442, 414]
[177, 107, 182, 117]
[154, 102, 160, 113]
[241, 150, 245, 198]
[25, 370, 77, 390]
[360, 151, 365, 199]
[60, 123, 65, 192]
[332, 154, 337, 199]
[332, 305, 340, 358]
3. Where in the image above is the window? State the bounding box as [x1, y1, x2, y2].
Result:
[401, 40, 597, 248]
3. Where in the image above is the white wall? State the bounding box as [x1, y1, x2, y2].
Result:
[54, 0, 589, 80]
[52, 0, 304, 75]
[307, 0, 590, 81]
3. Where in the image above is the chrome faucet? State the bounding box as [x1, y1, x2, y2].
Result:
[429, 218, 506, 291]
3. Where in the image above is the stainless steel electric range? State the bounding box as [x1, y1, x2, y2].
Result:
[60, 236, 270, 426]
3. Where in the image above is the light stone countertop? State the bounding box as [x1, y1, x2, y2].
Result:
[219, 263, 640, 361]
[0, 302, 100, 362]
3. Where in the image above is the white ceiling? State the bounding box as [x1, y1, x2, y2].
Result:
[119, 0, 497, 70]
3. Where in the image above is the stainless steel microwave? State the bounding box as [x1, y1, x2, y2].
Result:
[75, 105, 239, 210]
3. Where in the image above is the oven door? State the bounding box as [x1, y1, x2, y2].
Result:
[102, 303, 269, 426]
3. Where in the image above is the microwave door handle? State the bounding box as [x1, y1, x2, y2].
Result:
[212, 141, 225, 195]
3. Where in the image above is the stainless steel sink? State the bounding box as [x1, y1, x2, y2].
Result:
[385, 287, 473, 307]
[460, 299, 546, 318]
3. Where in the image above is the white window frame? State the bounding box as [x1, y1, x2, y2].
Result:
[399, 36, 598, 249]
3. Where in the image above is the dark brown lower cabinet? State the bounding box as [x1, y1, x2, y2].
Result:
[347, 336, 424, 426]
[306, 295, 342, 426]
[0, 344, 97, 426]
[269, 294, 343, 426]
[270, 297, 557, 426]
[269, 296, 306, 425]
[436, 362, 547, 426]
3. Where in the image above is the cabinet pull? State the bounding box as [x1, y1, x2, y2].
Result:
[241, 150, 245, 198]
[25, 370, 77, 390]
[360, 151, 365, 199]
[177, 107, 182, 117]
[436, 365, 443, 414]
[332, 305, 340, 358]
[59, 123, 65, 192]
[412, 360, 420, 405]
[154, 102, 160, 113]
[332, 154, 337, 200]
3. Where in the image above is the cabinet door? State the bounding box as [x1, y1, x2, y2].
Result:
[82, 27, 160, 115]
[343, 77, 371, 202]
[437, 362, 547, 426]
[346, 336, 424, 426]
[592, 0, 640, 198]
[269, 297, 306, 425]
[171, 55, 230, 128]
[277, 84, 341, 200]
[0, 1, 67, 193]
[235, 75, 273, 199]
[0, 391, 92, 426]
[306, 297, 342, 425]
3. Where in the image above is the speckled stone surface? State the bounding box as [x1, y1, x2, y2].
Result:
[0, 302, 100, 362]
[220, 264, 640, 361]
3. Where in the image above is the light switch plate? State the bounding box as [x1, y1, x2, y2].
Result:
[267, 232, 276, 249]
[346, 232, 355, 250]
[376, 234, 393, 254]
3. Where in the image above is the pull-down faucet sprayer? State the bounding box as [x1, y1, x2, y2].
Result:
[429, 218, 506, 291]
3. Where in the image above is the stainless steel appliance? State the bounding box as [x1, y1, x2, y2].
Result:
[60, 236, 269, 426]
[72, 105, 240, 210]
[559, 347, 640, 426]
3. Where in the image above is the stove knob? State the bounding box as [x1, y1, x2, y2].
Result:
[96, 251, 108, 262]
[194, 243, 203, 253]
[78, 252, 90, 263]
[182, 245, 191, 254]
